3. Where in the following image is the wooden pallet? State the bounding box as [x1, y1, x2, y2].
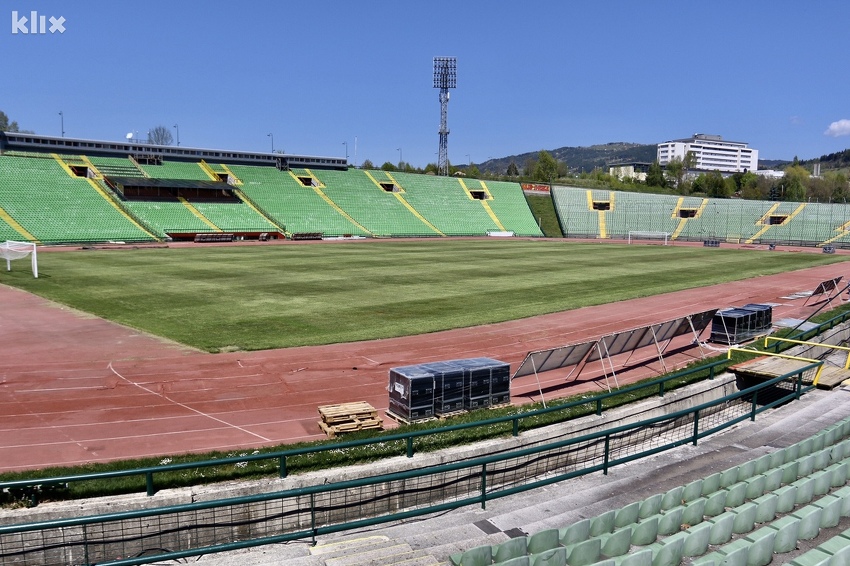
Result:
[317, 402, 383, 438]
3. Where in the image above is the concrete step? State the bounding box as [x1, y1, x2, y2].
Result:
[310, 535, 392, 557]
[312, 535, 442, 566]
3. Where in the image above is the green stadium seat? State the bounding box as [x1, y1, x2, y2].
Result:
[493, 536, 528, 563]
[530, 546, 567, 566]
[450, 544, 492, 566]
[769, 515, 801, 553]
[792, 505, 823, 540]
[629, 516, 658, 546]
[528, 529, 560, 554]
[559, 519, 591, 546]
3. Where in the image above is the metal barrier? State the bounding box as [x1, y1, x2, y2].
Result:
[0, 360, 728, 502]
[6, 308, 846, 505]
[0, 364, 820, 566]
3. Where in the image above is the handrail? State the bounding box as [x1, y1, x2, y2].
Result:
[0, 359, 728, 500]
[5, 305, 849, 503]
[727, 347, 825, 385]
[0, 363, 820, 566]
[764, 336, 850, 370]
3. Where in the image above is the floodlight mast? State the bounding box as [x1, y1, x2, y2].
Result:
[433, 57, 456, 176]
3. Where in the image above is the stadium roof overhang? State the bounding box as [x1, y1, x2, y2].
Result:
[107, 177, 234, 192]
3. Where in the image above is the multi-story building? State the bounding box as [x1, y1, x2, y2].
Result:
[657, 134, 758, 173]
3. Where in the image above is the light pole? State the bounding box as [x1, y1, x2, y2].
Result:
[59, 111, 64, 137]
[267, 133, 274, 153]
[342, 141, 348, 162]
[466, 154, 471, 166]
[173, 124, 180, 146]
[397, 147, 403, 170]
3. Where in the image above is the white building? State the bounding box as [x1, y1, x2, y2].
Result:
[657, 134, 758, 173]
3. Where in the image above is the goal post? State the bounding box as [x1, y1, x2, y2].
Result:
[628, 231, 669, 245]
[0, 241, 38, 278]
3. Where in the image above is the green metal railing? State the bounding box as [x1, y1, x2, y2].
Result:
[0, 359, 728, 502]
[4, 305, 847, 505]
[0, 363, 820, 566]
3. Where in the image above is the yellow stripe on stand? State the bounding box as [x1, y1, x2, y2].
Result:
[310, 187, 372, 235]
[86, 179, 159, 239]
[219, 164, 243, 185]
[0, 206, 39, 242]
[178, 197, 221, 232]
[198, 160, 220, 181]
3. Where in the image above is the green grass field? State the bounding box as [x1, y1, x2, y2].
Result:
[3, 240, 847, 352]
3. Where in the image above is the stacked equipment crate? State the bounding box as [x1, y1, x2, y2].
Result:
[709, 303, 773, 344]
[388, 357, 510, 423]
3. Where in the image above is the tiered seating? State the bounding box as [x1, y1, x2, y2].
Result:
[0, 216, 25, 241]
[0, 154, 155, 243]
[123, 199, 214, 237]
[189, 200, 279, 233]
[88, 156, 145, 178]
[481, 180, 544, 237]
[606, 191, 680, 237]
[674, 200, 772, 242]
[139, 160, 211, 180]
[311, 170, 439, 236]
[552, 187, 598, 237]
[450, 416, 850, 566]
[390, 172, 502, 236]
[231, 165, 370, 237]
[765, 203, 847, 245]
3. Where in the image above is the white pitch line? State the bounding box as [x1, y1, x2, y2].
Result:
[107, 362, 271, 442]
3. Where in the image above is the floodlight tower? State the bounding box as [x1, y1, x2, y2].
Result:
[433, 57, 456, 176]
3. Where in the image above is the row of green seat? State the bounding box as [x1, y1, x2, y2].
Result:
[450, 416, 850, 566]
[551, 186, 850, 245]
[0, 154, 154, 243]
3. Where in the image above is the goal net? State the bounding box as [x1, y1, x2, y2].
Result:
[0, 241, 38, 278]
[628, 231, 669, 245]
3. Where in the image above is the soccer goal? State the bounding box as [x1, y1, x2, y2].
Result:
[0, 240, 38, 278]
[627, 231, 670, 245]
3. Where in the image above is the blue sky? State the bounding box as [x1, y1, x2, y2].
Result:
[3, 1, 850, 167]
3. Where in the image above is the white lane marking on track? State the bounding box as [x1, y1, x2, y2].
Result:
[108, 361, 271, 442]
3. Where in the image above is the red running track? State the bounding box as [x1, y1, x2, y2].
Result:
[1, 252, 848, 472]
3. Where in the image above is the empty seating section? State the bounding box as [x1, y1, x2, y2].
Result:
[189, 200, 279, 233]
[88, 156, 145, 178]
[549, 188, 850, 246]
[390, 172, 502, 235]
[0, 154, 154, 243]
[230, 165, 369, 237]
[0, 216, 25, 241]
[483, 180, 544, 236]
[123, 200, 214, 238]
[607, 192, 679, 237]
[139, 160, 211, 180]
[21, 147, 850, 246]
[552, 187, 598, 237]
[311, 169, 438, 236]
[766, 203, 850, 245]
[449, 417, 850, 566]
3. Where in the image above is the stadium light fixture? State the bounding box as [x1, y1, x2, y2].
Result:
[342, 141, 348, 162]
[267, 133, 274, 153]
[433, 57, 457, 176]
[59, 111, 64, 137]
[397, 147, 403, 168]
[173, 124, 180, 146]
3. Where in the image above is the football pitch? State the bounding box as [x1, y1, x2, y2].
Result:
[4, 240, 847, 352]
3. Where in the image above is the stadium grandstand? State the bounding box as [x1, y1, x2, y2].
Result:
[552, 185, 850, 248]
[0, 132, 543, 244]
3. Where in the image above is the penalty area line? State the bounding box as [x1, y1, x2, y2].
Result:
[107, 361, 271, 443]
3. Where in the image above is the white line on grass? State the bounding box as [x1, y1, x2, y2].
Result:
[107, 361, 272, 442]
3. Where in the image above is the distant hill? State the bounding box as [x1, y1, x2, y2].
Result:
[475, 142, 657, 175]
[474, 142, 850, 177]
